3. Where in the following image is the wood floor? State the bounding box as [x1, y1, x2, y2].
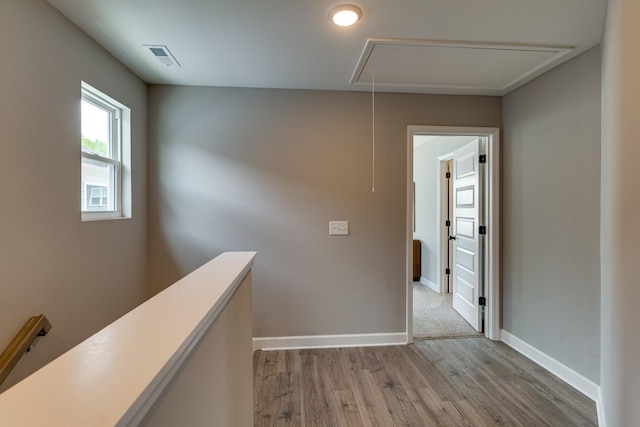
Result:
[253, 338, 598, 426]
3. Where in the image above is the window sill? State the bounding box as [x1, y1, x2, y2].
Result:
[82, 212, 130, 222]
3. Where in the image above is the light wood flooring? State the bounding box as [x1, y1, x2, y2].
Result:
[253, 338, 597, 426]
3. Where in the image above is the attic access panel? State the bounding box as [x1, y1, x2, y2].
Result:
[350, 38, 574, 95]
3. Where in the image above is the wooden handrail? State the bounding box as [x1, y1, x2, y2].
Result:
[0, 314, 52, 387]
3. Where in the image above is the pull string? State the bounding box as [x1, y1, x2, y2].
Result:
[371, 66, 376, 193]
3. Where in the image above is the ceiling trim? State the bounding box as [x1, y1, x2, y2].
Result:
[350, 38, 575, 95]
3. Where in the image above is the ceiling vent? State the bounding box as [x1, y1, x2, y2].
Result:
[144, 45, 181, 67]
[350, 38, 574, 95]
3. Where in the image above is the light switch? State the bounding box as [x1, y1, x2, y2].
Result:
[329, 221, 349, 236]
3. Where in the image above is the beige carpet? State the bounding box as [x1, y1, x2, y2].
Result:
[413, 282, 481, 339]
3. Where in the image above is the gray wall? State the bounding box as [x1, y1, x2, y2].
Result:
[601, 0, 640, 424]
[148, 87, 501, 337]
[502, 47, 601, 382]
[413, 136, 476, 285]
[0, 0, 148, 390]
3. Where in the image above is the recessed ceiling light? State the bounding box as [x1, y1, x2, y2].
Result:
[330, 5, 362, 27]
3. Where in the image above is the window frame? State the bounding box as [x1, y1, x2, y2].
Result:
[81, 82, 130, 221]
[88, 185, 109, 207]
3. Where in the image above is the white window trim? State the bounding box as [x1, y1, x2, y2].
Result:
[81, 81, 132, 221]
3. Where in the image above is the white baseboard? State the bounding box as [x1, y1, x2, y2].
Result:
[419, 277, 439, 293]
[501, 330, 599, 401]
[596, 387, 606, 427]
[253, 332, 407, 352]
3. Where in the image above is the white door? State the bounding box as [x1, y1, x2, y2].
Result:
[451, 139, 483, 332]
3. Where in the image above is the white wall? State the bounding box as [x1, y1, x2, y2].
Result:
[600, 0, 640, 424]
[502, 47, 601, 383]
[148, 86, 502, 339]
[413, 135, 477, 286]
[0, 0, 148, 391]
[139, 274, 253, 427]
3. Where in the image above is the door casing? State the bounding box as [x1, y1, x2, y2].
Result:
[407, 126, 500, 342]
[437, 156, 453, 295]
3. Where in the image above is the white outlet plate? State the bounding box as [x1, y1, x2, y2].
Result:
[329, 221, 349, 236]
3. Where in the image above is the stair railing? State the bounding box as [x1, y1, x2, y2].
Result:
[0, 314, 52, 387]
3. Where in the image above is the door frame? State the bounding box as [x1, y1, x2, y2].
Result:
[437, 155, 454, 295]
[406, 125, 501, 342]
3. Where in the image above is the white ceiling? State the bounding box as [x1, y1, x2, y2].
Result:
[351, 39, 574, 95]
[47, 0, 607, 95]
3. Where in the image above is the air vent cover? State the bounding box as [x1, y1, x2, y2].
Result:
[144, 45, 180, 67]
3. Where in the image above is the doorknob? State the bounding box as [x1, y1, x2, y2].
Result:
[448, 235, 456, 240]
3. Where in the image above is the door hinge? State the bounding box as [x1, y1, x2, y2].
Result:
[479, 296, 486, 306]
[479, 154, 487, 164]
[445, 172, 451, 178]
[445, 268, 451, 275]
[445, 220, 451, 227]
[479, 225, 486, 235]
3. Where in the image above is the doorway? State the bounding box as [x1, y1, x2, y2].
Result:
[406, 126, 500, 343]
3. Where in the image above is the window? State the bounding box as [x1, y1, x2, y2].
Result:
[88, 185, 108, 207]
[81, 82, 131, 220]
